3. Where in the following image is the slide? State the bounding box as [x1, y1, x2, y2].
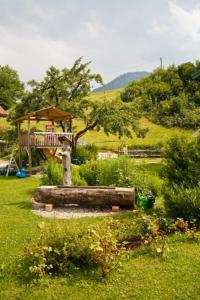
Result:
[42, 148, 62, 162]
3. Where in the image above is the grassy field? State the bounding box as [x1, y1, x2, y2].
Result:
[77, 117, 193, 150]
[0, 173, 200, 300]
[0, 89, 193, 152]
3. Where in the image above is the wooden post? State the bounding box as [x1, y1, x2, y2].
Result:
[27, 117, 32, 176]
[58, 135, 72, 186]
[62, 140, 71, 186]
[18, 122, 22, 169]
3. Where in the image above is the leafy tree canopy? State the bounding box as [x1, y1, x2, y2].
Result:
[10, 58, 144, 152]
[0, 65, 24, 110]
[121, 61, 200, 128]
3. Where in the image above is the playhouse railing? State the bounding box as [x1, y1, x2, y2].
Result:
[19, 132, 73, 148]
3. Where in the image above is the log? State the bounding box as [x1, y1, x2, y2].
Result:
[34, 186, 135, 209]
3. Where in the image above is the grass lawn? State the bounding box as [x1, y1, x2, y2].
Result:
[0, 175, 200, 300]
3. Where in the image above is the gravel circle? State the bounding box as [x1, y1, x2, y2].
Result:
[32, 206, 122, 219]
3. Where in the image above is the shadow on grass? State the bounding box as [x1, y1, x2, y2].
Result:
[6, 201, 32, 210]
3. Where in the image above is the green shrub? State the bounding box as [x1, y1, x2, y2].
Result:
[131, 171, 161, 196]
[79, 156, 160, 195]
[23, 220, 124, 278]
[161, 135, 200, 188]
[71, 168, 87, 186]
[161, 135, 200, 224]
[79, 156, 133, 187]
[74, 144, 98, 164]
[42, 159, 63, 186]
[42, 159, 87, 186]
[41, 156, 161, 195]
[163, 185, 200, 225]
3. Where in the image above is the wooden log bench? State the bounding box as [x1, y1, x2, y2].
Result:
[34, 186, 135, 209]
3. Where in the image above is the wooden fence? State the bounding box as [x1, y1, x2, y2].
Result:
[118, 148, 162, 158]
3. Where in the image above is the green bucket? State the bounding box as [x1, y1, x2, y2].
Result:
[136, 193, 148, 209]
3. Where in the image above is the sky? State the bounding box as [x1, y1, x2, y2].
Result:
[1, 0, 200, 84]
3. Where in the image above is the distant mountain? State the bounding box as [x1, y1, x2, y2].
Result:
[93, 71, 150, 93]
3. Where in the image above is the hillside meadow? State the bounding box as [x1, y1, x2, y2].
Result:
[0, 89, 193, 151]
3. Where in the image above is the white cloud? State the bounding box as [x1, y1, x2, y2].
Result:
[85, 20, 105, 38]
[0, 26, 79, 82]
[169, 2, 200, 41]
[1, 0, 200, 84]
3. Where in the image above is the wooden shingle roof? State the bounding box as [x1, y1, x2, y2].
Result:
[16, 107, 72, 122]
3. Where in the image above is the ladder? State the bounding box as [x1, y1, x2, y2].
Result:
[6, 149, 19, 177]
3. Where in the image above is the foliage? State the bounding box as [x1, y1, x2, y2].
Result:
[161, 135, 200, 224]
[1, 126, 18, 144]
[79, 156, 133, 187]
[22, 209, 199, 280]
[75, 144, 98, 164]
[9, 58, 144, 154]
[23, 220, 124, 278]
[0, 65, 24, 110]
[42, 159, 63, 186]
[41, 156, 161, 196]
[78, 156, 161, 195]
[161, 135, 200, 188]
[1, 98, 192, 152]
[71, 168, 87, 186]
[163, 185, 200, 226]
[121, 62, 200, 128]
[42, 159, 86, 186]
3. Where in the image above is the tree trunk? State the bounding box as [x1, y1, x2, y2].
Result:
[71, 137, 77, 158]
[34, 186, 135, 209]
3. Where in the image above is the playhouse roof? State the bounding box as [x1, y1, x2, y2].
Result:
[16, 107, 72, 122]
[0, 105, 7, 117]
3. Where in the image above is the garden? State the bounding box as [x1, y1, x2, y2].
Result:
[0, 133, 200, 300]
[0, 59, 200, 299]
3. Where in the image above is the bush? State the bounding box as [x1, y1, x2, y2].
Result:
[23, 220, 124, 278]
[71, 168, 87, 186]
[41, 157, 160, 196]
[42, 159, 63, 186]
[78, 156, 160, 195]
[74, 144, 98, 164]
[42, 159, 87, 186]
[163, 186, 200, 225]
[22, 212, 191, 280]
[162, 135, 200, 224]
[79, 156, 134, 187]
[161, 135, 200, 188]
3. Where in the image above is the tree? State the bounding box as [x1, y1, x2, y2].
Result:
[120, 62, 200, 128]
[0, 65, 24, 110]
[10, 58, 144, 155]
